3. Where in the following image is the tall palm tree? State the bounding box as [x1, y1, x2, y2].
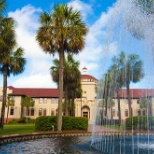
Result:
[124, 54, 144, 117]
[36, 4, 87, 131]
[109, 52, 126, 125]
[0, 16, 26, 129]
[0, 46, 26, 129]
[50, 54, 81, 116]
[6, 96, 14, 124]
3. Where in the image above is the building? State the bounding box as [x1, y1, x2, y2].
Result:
[0, 69, 98, 124]
[0, 70, 154, 124]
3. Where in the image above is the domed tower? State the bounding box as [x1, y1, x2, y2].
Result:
[75, 67, 98, 124]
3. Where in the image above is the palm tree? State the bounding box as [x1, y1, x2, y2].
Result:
[50, 54, 82, 116]
[36, 4, 87, 131]
[21, 96, 34, 118]
[109, 52, 126, 125]
[139, 97, 152, 116]
[124, 54, 144, 117]
[0, 17, 26, 129]
[6, 96, 14, 124]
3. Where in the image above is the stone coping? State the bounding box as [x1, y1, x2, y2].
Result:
[0, 131, 92, 145]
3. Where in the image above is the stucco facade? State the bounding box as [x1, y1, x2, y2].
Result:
[0, 72, 154, 124]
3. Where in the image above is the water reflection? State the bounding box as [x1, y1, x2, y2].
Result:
[0, 136, 101, 154]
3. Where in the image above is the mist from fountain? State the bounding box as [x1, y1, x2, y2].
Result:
[91, 0, 154, 153]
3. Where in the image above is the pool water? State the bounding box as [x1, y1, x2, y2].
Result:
[0, 136, 101, 154]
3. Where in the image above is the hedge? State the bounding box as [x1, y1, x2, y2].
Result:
[125, 116, 154, 130]
[35, 116, 88, 131]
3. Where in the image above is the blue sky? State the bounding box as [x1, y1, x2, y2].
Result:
[1, 0, 154, 89]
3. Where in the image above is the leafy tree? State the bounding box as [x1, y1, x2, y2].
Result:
[21, 96, 34, 117]
[109, 52, 126, 125]
[50, 54, 82, 116]
[0, 17, 26, 129]
[135, 0, 154, 13]
[6, 96, 14, 124]
[36, 4, 87, 131]
[139, 97, 152, 115]
[124, 54, 144, 117]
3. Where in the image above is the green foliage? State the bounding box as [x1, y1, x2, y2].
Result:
[35, 116, 88, 131]
[8, 117, 35, 124]
[18, 117, 26, 123]
[8, 119, 18, 124]
[125, 116, 154, 130]
[62, 116, 88, 130]
[35, 116, 57, 131]
[21, 96, 34, 107]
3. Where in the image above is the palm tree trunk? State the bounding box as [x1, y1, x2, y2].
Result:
[127, 82, 132, 117]
[64, 87, 69, 116]
[0, 66, 7, 129]
[117, 90, 121, 126]
[57, 48, 64, 131]
[6, 106, 9, 124]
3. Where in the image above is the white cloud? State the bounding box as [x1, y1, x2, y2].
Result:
[12, 74, 57, 88]
[3, 1, 120, 88]
[68, 0, 93, 21]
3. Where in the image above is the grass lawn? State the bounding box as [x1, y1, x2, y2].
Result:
[0, 124, 35, 136]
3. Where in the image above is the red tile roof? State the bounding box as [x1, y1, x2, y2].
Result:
[115, 89, 154, 98]
[81, 74, 97, 81]
[8, 86, 59, 98]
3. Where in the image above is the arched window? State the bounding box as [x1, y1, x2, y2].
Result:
[125, 109, 128, 117]
[142, 108, 146, 116]
[10, 107, 14, 115]
[138, 109, 141, 116]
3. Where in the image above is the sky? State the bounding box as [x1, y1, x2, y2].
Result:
[1, 0, 154, 89]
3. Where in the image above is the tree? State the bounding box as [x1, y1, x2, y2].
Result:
[135, 0, 154, 13]
[109, 52, 126, 125]
[139, 97, 152, 116]
[50, 54, 82, 116]
[124, 54, 144, 117]
[0, 17, 26, 129]
[36, 4, 87, 131]
[21, 96, 34, 117]
[6, 96, 14, 124]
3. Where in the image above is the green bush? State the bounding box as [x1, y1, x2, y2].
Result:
[35, 116, 57, 131]
[8, 119, 18, 124]
[62, 116, 88, 130]
[35, 116, 88, 131]
[18, 117, 27, 123]
[125, 116, 154, 130]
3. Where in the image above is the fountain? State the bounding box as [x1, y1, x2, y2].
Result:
[1, 0, 154, 153]
[91, 0, 154, 153]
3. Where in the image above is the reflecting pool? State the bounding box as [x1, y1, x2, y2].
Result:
[0, 136, 100, 154]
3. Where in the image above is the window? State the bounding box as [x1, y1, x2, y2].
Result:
[138, 109, 141, 116]
[112, 109, 115, 117]
[142, 109, 146, 116]
[26, 108, 30, 116]
[40, 98, 43, 104]
[51, 109, 54, 116]
[125, 109, 128, 117]
[31, 108, 34, 116]
[10, 107, 14, 115]
[43, 108, 47, 116]
[44, 98, 47, 103]
[39, 108, 42, 116]
[51, 99, 55, 104]
[83, 112, 88, 118]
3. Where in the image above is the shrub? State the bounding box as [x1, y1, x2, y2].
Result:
[35, 116, 88, 131]
[62, 116, 88, 130]
[125, 116, 154, 130]
[35, 116, 57, 131]
[18, 117, 27, 123]
[8, 119, 18, 124]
